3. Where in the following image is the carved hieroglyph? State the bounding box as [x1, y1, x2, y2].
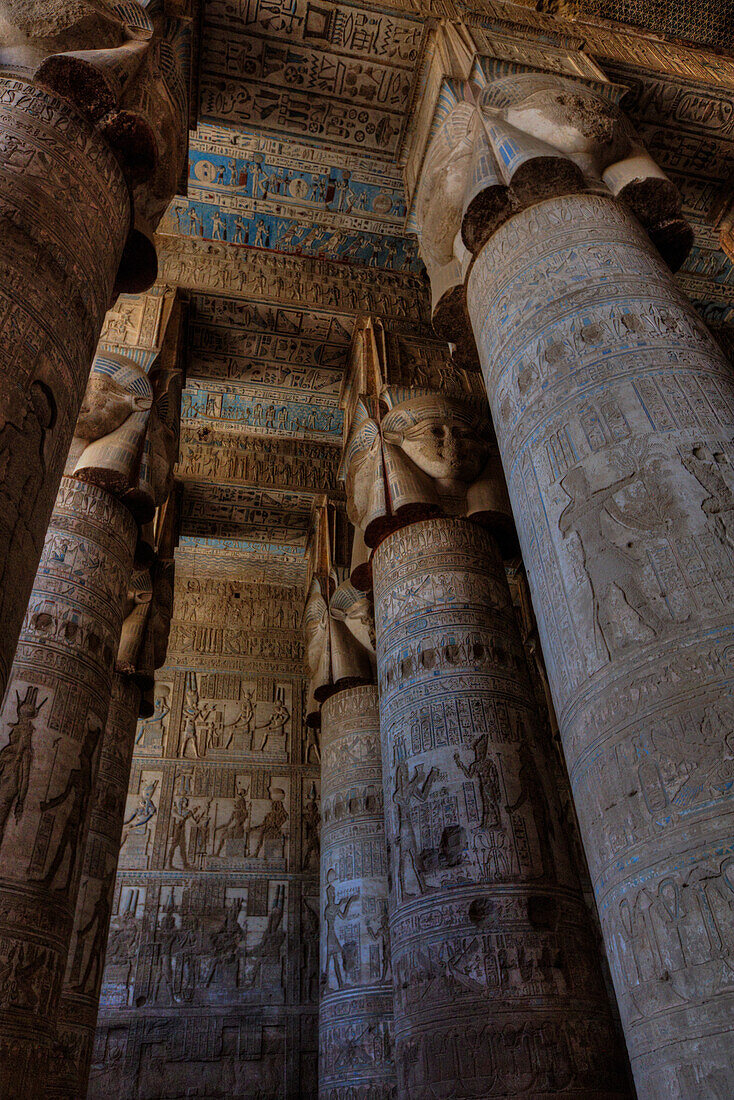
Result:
[0, 1, 190, 701]
[372, 518, 626, 1099]
[319, 686, 396, 1100]
[467, 192, 734, 1096]
[0, 0, 191, 239]
[0, 79, 130, 701]
[50, 550, 176, 1097]
[0, 477, 136, 1097]
[91, 569, 320, 1098]
[51, 672, 142, 1099]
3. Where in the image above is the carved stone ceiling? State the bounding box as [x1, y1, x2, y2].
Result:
[154, 0, 434, 577]
[157, 0, 734, 578]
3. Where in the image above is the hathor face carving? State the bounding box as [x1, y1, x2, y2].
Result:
[398, 415, 486, 484]
[382, 393, 490, 488]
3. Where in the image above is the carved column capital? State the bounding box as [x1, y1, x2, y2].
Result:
[0, 0, 194, 289]
[411, 71, 692, 344]
[304, 577, 376, 727]
[342, 386, 514, 561]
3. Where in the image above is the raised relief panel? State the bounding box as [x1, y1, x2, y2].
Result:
[133, 680, 173, 756]
[175, 668, 293, 763]
[119, 770, 163, 871]
[157, 237, 432, 326]
[100, 884, 147, 1010]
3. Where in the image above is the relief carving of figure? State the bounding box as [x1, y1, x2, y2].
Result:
[505, 741, 556, 882]
[323, 870, 354, 990]
[136, 687, 170, 747]
[0, 383, 55, 597]
[302, 785, 320, 870]
[256, 699, 289, 753]
[559, 465, 664, 656]
[167, 795, 204, 871]
[368, 907, 392, 982]
[214, 786, 250, 857]
[681, 444, 734, 552]
[302, 897, 319, 1003]
[248, 884, 286, 989]
[393, 761, 437, 901]
[181, 676, 213, 759]
[121, 779, 158, 851]
[0, 686, 46, 847]
[36, 720, 102, 894]
[247, 787, 288, 859]
[454, 733, 502, 832]
[73, 873, 114, 995]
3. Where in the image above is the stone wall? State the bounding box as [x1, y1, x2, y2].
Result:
[90, 570, 319, 1099]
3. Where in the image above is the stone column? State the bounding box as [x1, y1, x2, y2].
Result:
[319, 685, 396, 1100]
[371, 516, 626, 1098]
[0, 79, 130, 698]
[0, 1, 190, 698]
[304, 567, 396, 1098]
[468, 190, 734, 1096]
[0, 477, 137, 1096]
[410, 72, 734, 1096]
[47, 332, 183, 1095]
[50, 670, 142, 1098]
[0, 330, 182, 1094]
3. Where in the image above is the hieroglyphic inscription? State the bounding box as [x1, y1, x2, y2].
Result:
[92, 569, 319, 1097]
[177, 429, 342, 495]
[157, 237, 431, 325]
[0, 480, 136, 1095]
[199, 0, 426, 155]
[319, 686, 395, 1099]
[0, 78, 129, 701]
[468, 192, 734, 1095]
[372, 517, 625, 1098]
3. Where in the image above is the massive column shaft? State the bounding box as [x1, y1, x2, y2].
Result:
[0, 476, 137, 1095]
[372, 517, 626, 1098]
[319, 685, 396, 1100]
[467, 192, 734, 1095]
[0, 78, 130, 697]
[50, 671, 142, 1097]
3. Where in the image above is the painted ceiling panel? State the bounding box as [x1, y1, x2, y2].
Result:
[160, 196, 421, 270]
[172, 3, 734, 562]
[188, 125, 409, 227]
[181, 481, 316, 545]
[578, 0, 734, 52]
[182, 383, 344, 438]
[176, 536, 308, 584]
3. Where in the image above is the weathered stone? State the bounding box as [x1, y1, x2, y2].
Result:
[467, 191, 734, 1096]
[0, 477, 137, 1096]
[50, 672, 142, 1099]
[372, 517, 627, 1099]
[319, 686, 396, 1100]
[0, 79, 130, 700]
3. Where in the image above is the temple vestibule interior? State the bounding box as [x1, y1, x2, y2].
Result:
[1, 0, 734, 1096]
